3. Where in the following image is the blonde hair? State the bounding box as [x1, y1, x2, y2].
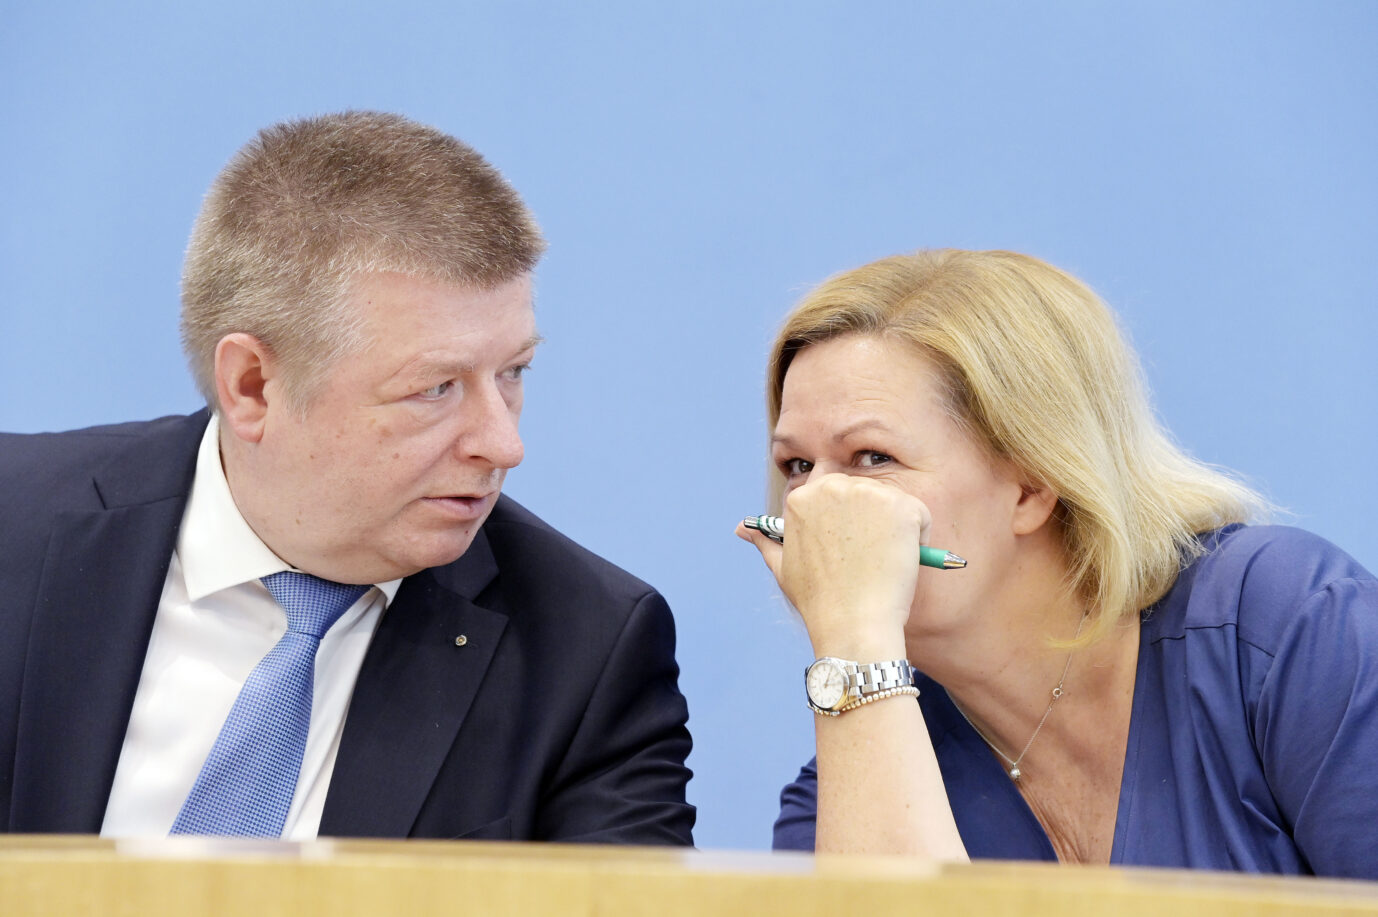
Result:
[180, 111, 545, 410]
[767, 249, 1264, 642]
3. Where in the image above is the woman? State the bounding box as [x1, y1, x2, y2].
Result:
[737, 250, 1377, 877]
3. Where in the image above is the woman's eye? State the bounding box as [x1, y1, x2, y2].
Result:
[782, 458, 814, 476]
[856, 451, 893, 467]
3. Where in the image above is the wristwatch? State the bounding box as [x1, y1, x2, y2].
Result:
[804, 657, 916, 716]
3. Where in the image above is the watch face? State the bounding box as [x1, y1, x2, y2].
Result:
[806, 660, 847, 709]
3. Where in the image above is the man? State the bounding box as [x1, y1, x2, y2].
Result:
[0, 112, 694, 844]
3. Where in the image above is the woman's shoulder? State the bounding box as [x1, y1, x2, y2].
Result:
[1147, 524, 1376, 654]
[1201, 523, 1369, 572]
[1137, 527, 1378, 879]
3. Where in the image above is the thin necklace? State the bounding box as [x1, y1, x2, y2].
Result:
[952, 613, 1087, 782]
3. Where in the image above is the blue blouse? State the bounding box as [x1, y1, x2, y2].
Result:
[773, 525, 1378, 878]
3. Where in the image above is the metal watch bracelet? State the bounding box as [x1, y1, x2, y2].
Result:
[806, 657, 917, 716]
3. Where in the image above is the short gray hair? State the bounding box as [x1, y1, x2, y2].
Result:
[180, 111, 545, 410]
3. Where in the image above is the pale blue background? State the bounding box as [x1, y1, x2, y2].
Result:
[2, 2, 1374, 850]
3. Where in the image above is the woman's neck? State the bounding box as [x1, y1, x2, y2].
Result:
[903, 528, 1136, 781]
[904, 537, 1141, 863]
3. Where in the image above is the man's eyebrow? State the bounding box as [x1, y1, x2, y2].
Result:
[411, 359, 474, 378]
[392, 335, 545, 382]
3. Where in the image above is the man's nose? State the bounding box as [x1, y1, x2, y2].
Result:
[457, 385, 524, 470]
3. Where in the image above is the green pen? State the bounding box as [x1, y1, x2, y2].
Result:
[743, 514, 968, 570]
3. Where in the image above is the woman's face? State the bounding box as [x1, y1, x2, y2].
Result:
[772, 333, 1030, 635]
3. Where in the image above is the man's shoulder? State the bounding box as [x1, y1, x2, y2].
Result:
[0, 412, 207, 511]
[478, 495, 658, 601]
[0, 412, 206, 613]
[1, 413, 205, 468]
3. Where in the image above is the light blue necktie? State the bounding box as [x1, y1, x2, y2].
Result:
[170, 571, 369, 837]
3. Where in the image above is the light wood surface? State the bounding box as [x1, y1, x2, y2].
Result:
[2, 835, 1376, 916]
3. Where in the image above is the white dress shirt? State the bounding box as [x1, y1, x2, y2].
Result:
[100, 414, 401, 839]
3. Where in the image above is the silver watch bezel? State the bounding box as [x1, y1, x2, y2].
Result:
[804, 656, 852, 713]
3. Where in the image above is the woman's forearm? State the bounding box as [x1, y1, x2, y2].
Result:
[813, 695, 969, 860]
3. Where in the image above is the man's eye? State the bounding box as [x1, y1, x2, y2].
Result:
[782, 458, 814, 476]
[856, 451, 893, 467]
[502, 363, 531, 382]
[418, 381, 454, 399]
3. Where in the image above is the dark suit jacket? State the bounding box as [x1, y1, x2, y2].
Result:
[0, 411, 694, 843]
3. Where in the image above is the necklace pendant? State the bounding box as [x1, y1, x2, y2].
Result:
[1008, 765, 1022, 781]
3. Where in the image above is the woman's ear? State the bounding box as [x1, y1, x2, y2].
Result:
[1011, 478, 1060, 536]
[214, 333, 275, 444]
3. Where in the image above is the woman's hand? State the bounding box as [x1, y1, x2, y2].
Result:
[737, 472, 967, 860]
[737, 472, 931, 659]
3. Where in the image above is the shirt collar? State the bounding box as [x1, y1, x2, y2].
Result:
[178, 413, 403, 605]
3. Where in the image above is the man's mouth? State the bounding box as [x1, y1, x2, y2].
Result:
[421, 492, 495, 520]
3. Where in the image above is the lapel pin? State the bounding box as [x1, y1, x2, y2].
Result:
[453, 635, 468, 647]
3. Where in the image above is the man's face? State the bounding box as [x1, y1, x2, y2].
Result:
[238, 271, 538, 584]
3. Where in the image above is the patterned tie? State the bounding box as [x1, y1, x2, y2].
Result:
[170, 571, 370, 836]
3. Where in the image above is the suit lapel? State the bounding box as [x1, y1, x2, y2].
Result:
[320, 529, 504, 838]
[10, 413, 205, 832]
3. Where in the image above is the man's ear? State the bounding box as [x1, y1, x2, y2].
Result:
[1011, 478, 1060, 536]
[214, 333, 276, 444]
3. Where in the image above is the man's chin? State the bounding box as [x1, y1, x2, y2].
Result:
[400, 526, 486, 573]
[381, 501, 497, 577]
